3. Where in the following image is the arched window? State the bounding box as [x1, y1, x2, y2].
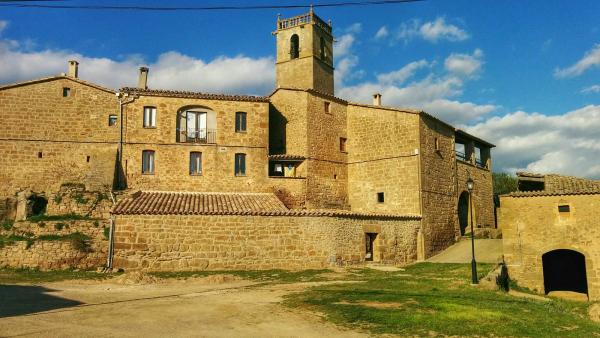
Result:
[320, 36, 326, 60]
[290, 34, 299, 59]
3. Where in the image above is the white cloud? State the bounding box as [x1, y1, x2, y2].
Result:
[554, 44, 600, 78]
[466, 105, 600, 178]
[345, 23, 363, 34]
[444, 49, 483, 77]
[581, 84, 600, 94]
[334, 23, 365, 87]
[0, 38, 274, 95]
[374, 26, 389, 39]
[377, 59, 430, 85]
[395, 17, 470, 43]
[334, 33, 355, 58]
[0, 20, 7, 35]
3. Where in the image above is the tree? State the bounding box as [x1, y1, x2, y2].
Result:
[493, 172, 518, 196]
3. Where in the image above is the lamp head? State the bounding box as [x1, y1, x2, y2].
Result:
[467, 177, 474, 192]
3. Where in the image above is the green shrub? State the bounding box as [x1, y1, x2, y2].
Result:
[53, 194, 62, 204]
[96, 192, 108, 202]
[93, 220, 100, 227]
[1, 219, 14, 231]
[61, 182, 85, 189]
[38, 222, 46, 228]
[54, 222, 66, 231]
[103, 226, 110, 240]
[68, 232, 92, 253]
[28, 213, 93, 222]
[73, 193, 89, 204]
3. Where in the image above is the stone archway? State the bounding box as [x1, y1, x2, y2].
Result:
[458, 191, 469, 235]
[542, 249, 588, 295]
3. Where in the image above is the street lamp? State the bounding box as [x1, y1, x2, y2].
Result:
[467, 176, 478, 284]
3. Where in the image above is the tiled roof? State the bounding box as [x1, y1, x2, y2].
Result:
[507, 172, 600, 197]
[269, 154, 306, 161]
[112, 191, 288, 215]
[120, 87, 270, 102]
[112, 191, 420, 220]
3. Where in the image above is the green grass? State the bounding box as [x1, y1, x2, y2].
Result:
[150, 269, 331, 284]
[285, 263, 600, 337]
[0, 268, 108, 284]
[28, 213, 95, 222]
[1, 219, 14, 231]
[1, 232, 91, 252]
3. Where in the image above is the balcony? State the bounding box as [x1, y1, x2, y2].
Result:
[177, 129, 217, 144]
[455, 150, 468, 162]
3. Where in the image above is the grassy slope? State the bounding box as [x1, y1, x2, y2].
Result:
[286, 263, 600, 337]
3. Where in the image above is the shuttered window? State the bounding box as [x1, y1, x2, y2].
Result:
[234, 153, 246, 176]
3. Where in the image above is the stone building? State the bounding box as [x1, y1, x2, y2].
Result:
[499, 172, 600, 300]
[0, 10, 495, 271]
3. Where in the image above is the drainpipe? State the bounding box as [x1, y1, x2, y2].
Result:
[107, 217, 116, 269]
[116, 92, 135, 189]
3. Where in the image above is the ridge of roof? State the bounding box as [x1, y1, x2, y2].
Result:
[120, 87, 270, 102]
[0, 75, 116, 93]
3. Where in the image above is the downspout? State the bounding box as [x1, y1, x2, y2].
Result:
[107, 191, 117, 269]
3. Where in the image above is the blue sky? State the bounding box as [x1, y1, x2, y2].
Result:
[1, 0, 599, 177]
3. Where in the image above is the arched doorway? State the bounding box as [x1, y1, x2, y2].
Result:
[542, 249, 588, 295]
[458, 191, 469, 235]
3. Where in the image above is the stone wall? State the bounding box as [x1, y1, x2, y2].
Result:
[268, 177, 307, 209]
[0, 219, 109, 270]
[0, 78, 119, 197]
[46, 184, 114, 219]
[456, 161, 495, 229]
[121, 95, 270, 192]
[500, 194, 600, 300]
[419, 115, 458, 256]
[347, 104, 421, 215]
[112, 214, 421, 271]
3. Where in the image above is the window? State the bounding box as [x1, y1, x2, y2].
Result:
[142, 150, 155, 174]
[377, 192, 385, 203]
[340, 137, 347, 152]
[324, 101, 331, 113]
[62, 87, 71, 97]
[86, 155, 90, 163]
[434, 138, 440, 152]
[274, 163, 283, 173]
[235, 112, 247, 133]
[320, 36, 326, 60]
[558, 205, 570, 213]
[190, 152, 202, 175]
[290, 34, 299, 59]
[38, 151, 43, 158]
[143, 107, 156, 128]
[108, 115, 118, 126]
[235, 153, 246, 176]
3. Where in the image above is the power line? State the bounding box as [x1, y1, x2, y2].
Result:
[0, 0, 424, 11]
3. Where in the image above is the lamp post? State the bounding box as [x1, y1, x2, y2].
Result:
[467, 176, 478, 284]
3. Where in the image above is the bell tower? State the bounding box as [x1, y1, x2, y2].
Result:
[274, 9, 334, 95]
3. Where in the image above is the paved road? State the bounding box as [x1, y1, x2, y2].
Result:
[427, 239, 503, 264]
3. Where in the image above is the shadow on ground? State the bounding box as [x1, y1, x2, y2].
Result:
[0, 285, 83, 318]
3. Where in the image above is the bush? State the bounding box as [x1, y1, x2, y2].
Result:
[496, 263, 510, 292]
[28, 213, 93, 222]
[69, 232, 92, 253]
[54, 222, 66, 231]
[53, 194, 63, 204]
[72, 193, 89, 204]
[1, 219, 14, 231]
[103, 226, 111, 240]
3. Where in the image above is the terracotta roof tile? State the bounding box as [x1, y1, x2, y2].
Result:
[507, 172, 600, 197]
[112, 191, 420, 220]
[269, 154, 306, 161]
[120, 87, 269, 102]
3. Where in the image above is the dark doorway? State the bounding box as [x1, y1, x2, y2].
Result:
[458, 191, 469, 235]
[542, 249, 588, 295]
[365, 233, 377, 261]
[28, 195, 47, 217]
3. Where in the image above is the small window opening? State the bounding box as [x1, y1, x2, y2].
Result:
[142, 150, 155, 174]
[62, 87, 71, 97]
[320, 36, 326, 60]
[340, 137, 347, 152]
[290, 34, 300, 59]
[108, 115, 118, 126]
[324, 101, 331, 113]
[38, 151, 43, 158]
[86, 155, 90, 163]
[235, 112, 247, 133]
[333, 174, 338, 180]
[365, 233, 377, 261]
[190, 152, 202, 175]
[377, 192, 385, 203]
[235, 153, 246, 176]
[28, 195, 48, 217]
[143, 107, 157, 128]
[558, 205, 570, 213]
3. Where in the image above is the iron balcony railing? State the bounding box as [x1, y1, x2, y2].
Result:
[455, 150, 468, 162]
[177, 129, 217, 144]
[475, 159, 487, 169]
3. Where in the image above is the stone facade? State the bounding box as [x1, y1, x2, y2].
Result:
[113, 214, 420, 271]
[0, 10, 496, 271]
[500, 193, 600, 300]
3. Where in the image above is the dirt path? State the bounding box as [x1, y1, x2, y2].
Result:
[0, 277, 366, 338]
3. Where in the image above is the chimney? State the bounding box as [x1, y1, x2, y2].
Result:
[67, 60, 79, 78]
[373, 93, 382, 106]
[138, 67, 149, 89]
